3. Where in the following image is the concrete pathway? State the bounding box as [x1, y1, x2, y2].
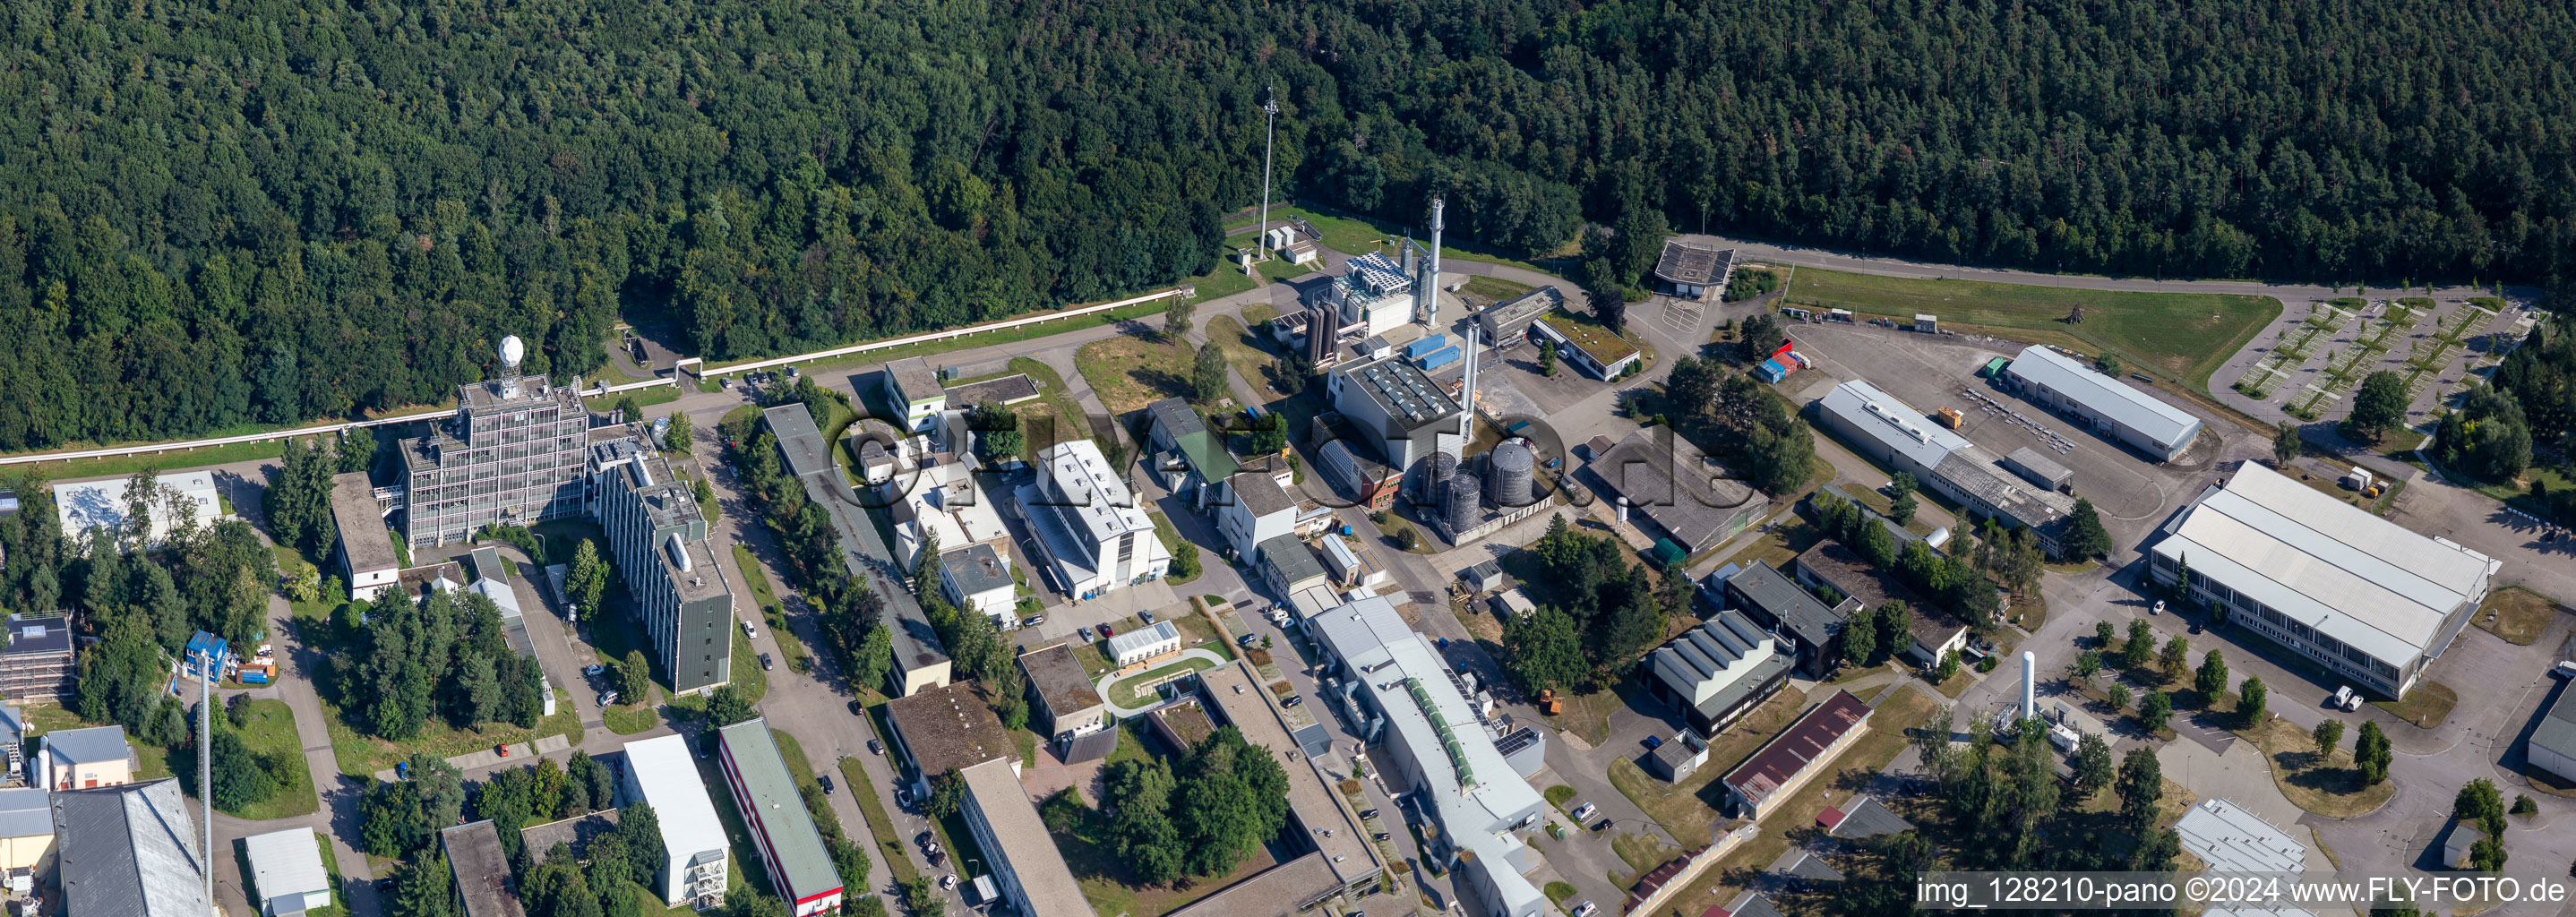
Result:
[1093, 648, 1232, 716]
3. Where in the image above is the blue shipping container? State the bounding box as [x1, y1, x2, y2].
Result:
[238, 670, 270, 685]
[1755, 358, 1790, 382]
[1416, 346, 1463, 370]
[1404, 334, 1450, 358]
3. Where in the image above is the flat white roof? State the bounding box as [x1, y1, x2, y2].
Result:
[620, 734, 727, 858]
[243, 827, 331, 897]
[1105, 621, 1180, 659]
[2006, 347, 2202, 447]
[1035, 440, 1155, 540]
[958, 758, 1090, 917]
[53, 471, 220, 546]
[1818, 380, 1968, 472]
[1309, 596, 1545, 915]
[2153, 463, 2490, 665]
[2175, 798, 2306, 873]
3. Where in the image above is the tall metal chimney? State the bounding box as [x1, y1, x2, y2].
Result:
[1455, 302, 1480, 441]
[1419, 198, 1445, 327]
[2021, 650, 2037, 721]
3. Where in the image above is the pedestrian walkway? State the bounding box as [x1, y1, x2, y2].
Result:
[371, 733, 573, 783]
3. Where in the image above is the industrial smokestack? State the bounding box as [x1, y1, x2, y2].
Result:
[2021, 650, 2037, 721]
[1420, 198, 1445, 327]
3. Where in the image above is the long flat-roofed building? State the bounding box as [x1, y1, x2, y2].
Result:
[884, 682, 1016, 795]
[1578, 430, 1767, 553]
[956, 758, 1088, 917]
[2150, 462, 2493, 698]
[2001, 345, 2204, 461]
[1720, 690, 1872, 819]
[619, 734, 729, 910]
[443, 820, 528, 917]
[1816, 379, 2074, 553]
[1018, 440, 1171, 598]
[1197, 662, 1385, 904]
[716, 720, 843, 916]
[766, 405, 952, 696]
[1308, 596, 1547, 917]
[331, 471, 401, 600]
[596, 443, 735, 695]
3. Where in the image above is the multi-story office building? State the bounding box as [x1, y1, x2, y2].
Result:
[400, 366, 589, 549]
[620, 734, 729, 911]
[594, 442, 734, 696]
[1017, 440, 1170, 598]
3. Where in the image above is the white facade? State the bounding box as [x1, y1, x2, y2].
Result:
[1016, 441, 1170, 597]
[1309, 252, 1419, 339]
[2002, 346, 2204, 461]
[2151, 462, 2492, 698]
[1214, 473, 1297, 561]
[243, 827, 331, 916]
[53, 471, 221, 551]
[895, 461, 1009, 570]
[621, 735, 730, 909]
[1105, 621, 1181, 666]
[1309, 596, 1549, 917]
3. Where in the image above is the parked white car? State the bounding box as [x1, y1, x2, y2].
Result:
[1569, 802, 1596, 822]
[1573, 902, 1597, 917]
[742, 620, 759, 639]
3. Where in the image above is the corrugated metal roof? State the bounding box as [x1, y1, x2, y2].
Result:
[2175, 798, 2306, 873]
[46, 725, 131, 767]
[0, 787, 48, 839]
[2005, 346, 2202, 448]
[2153, 463, 2487, 665]
[53, 779, 209, 917]
[1817, 380, 1970, 473]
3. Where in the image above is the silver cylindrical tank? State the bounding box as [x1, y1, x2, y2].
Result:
[1446, 471, 1481, 534]
[1489, 441, 1535, 507]
[1423, 450, 1457, 501]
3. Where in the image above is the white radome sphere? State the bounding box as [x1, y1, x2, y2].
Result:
[499, 335, 525, 367]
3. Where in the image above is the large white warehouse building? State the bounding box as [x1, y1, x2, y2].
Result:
[2000, 346, 2205, 461]
[2150, 463, 2495, 698]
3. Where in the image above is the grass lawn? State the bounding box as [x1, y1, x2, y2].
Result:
[2371, 680, 2458, 729]
[8, 433, 291, 479]
[1607, 687, 1809, 847]
[2477, 587, 2563, 647]
[1203, 317, 1282, 397]
[1104, 657, 1219, 708]
[1008, 356, 1098, 451]
[1075, 336, 1200, 416]
[219, 699, 319, 819]
[706, 290, 1184, 379]
[732, 544, 810, 673]
[582, 383, 683, 413]
[322, 697, 585, 778]
[1255, 260, 1314, 283]
[1174, 263, 1260, 304]
[1610, 831, 1681, 878]
[1713, 517, 1824, 576]
[1538, 679, 1650, 748]
[1783, 268, 2282, 388]
[2250, 717, 2394, 818]
[1461, 275, 1538, 307]
[839, 756, 921, 887]
[22, 704, 174, 780]
[1669, 687, 1938, 905]
[1146, 510, 1202, 586]
[602, 702, 663, 735]
[1544, 784, 1577, 808]
[1171, 612, 1237, 662]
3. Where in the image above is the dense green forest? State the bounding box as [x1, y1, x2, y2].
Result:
[5, 0, 2574, 451]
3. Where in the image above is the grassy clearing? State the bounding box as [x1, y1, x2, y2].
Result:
[1536, 679, 1646, 748]
[1170, 612, 1236, 662]
[1146, 510, 1202, 586]
[1104, 657, 1219, 708]
[2371, 680, 2458, 729]
[1606, 687, 1809, 847]
[1006, 356, 1097, 450]
[1783, 268, 2280, 388]
[1075, 336, 1200, 416]
[1713, 517, 1824, 576]
[1176, 263, 1260, 304]
[1674, 687, 1937, 905]
[603, 702, 663, 735]
[2477, 587, 2563, 647]
[1544, 784, 1577, 807]
[1611, 831, 1681, 878]
[219, 699, 319, 819]
[1203, 316, 1282, 397]
[11, 436, 291, 482]
[1255, 260, 1315, 283]
[1461, 275, 1538, 307]
[2251, 717, 2394, 818]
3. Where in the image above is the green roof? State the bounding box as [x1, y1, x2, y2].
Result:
[1648, 539, 1687, 568]
[1174, 430, 1240, 480]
